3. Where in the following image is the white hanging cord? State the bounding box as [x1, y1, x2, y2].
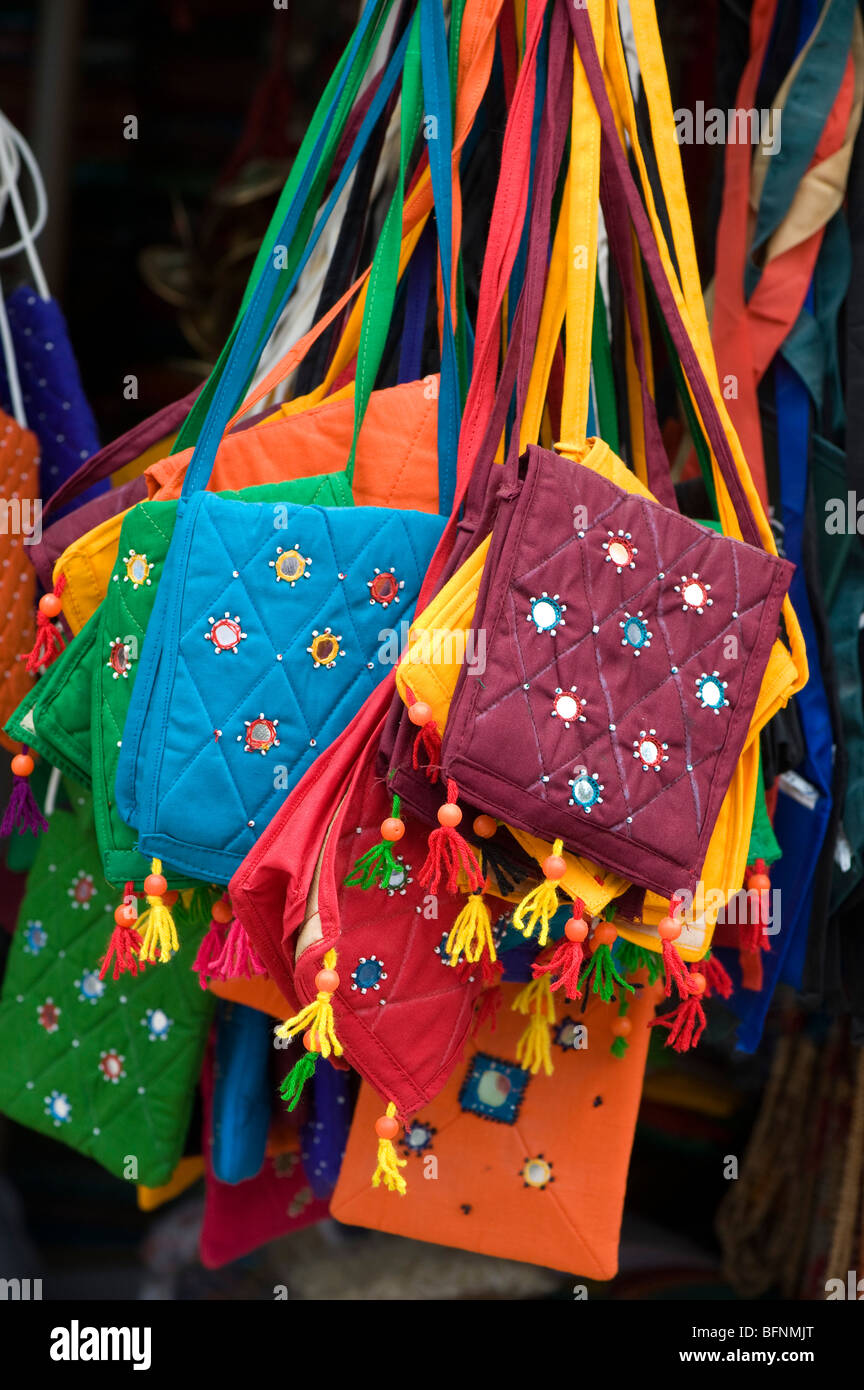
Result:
[0, 114, 50, 299]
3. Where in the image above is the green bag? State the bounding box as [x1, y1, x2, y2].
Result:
[4, 612, 98, 787]
[0, 782, 213, 1186]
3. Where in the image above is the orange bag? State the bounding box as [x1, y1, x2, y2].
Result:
[331, 979, 655, 1278]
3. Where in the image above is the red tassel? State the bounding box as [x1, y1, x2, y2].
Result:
[702, 951, 733, 999]
[210, 917, 266, 981]
[191, 920, 228, 989]
[650, 994, 707, 1051]
[24, 576, 66, 674]
[412, 719, 441, 783]
[739, 861, 771, 990]
[531, 899, 588, 999]
[418, 779, 483, 894]
[661, 937, 696, 998]
[472, 982, 503, 1035]
[99, 883, 144, 981]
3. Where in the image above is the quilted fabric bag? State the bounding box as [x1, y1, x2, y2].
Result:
[0, 783, 213, 1186]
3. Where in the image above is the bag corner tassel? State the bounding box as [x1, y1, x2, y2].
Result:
[418, 778, 482, 894]
[191, 894, 232, 987]
[650, 963, 708, 1052]
[100, 882, 144, 981]
[23, 576, 67, 675]
[739, 860, 771, 991]
[280, 1043, 320, 1113]
[408, 699, 441, 783]
[702, 948, 733, 1000]
[344, 795, 405, 889]
[372, 1101, 408, 1195]
[446, 888, 497, 967]
[274, 948, 343, 1058]
[514, 842, 566, 946]
[209, 903, 266, 982]
[610, 993, 633, 1058]
[531, 897, 588, 998]
[578, 918, 634, 1003]
[512, 974, 556, 1076]
[136, 860, 179, 965]
[1, 747, 48, 836]
[657, 896, 699, 1000]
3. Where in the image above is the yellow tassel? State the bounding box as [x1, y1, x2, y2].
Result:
[512, 975, 556, 1076]
[372, 1102, 408, 1196]
[446, 893, 497, 966]
[513, 839, 564, 947]
[136, 859, 179, 964]
[274, 948, 343, 1058]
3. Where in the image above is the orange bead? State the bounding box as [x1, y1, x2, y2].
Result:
[315, 968, 340, 994]
[302, 1029, 316, 1052]
[565, 915, 588, 943]
[408, 701, 432, 726]
[437, 802, 462, 828]
[38, 592, 62, 619]
[11, 752, 34, 778]
[211, 899, 233, 924]
[612, 1015, 632, 1038]
[114, 901, 138, 927]
[381, 817, 405, 842]
[542, 854, 566, 880]
[657, 915, 682, 942]
[375, 1114, 399, 1141]
[690, 972, 707, 995]
[747, 872, 771, 892]
[472, 814, 497, 839]
[593, 921, 617, 948]
[143, 872, 167, 898]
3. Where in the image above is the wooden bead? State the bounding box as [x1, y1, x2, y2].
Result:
[407, 701, 432, 726]
[381, 817, 405, 842]
[38, 592, 62, 619]
[11, 752, 34, 778]
[143, 872, 167, 898]
[211, 899, 233, 924]
[565, 915, 588, 943]
[315, 968, 340, 994]
[542, 854, 566, 880]
[593, 921, 617, 948]
[657, 915, 682, 942]
[690, 972, 707, 995]
[437, 802, 462, 828]
[612, 1015, 632, 1038]
[302, 1029, 316, 1052]
[375, 1114, 399, 1140]
[747, 872, 771, 892]
[472, 814, 497, 839]
[114, 902, 138, 927]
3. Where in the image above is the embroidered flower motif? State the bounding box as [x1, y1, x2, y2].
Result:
[401, 1121, 436, 1157]
[44, 1090, 71, 1126]
[633, 729, 669, 773]
[350, 955, 388, 995]
[551, 687, 586, 727]
[367, 567, 403, 608]
[675, 572, 712, 613]
[68, 872, 96, 910]
[122, 551, 152, 588]
[307, 628, 344, 668]
[696, 671, 728, 713]
[527, 593, 566, 635]
[619, 610, 652, 654]
[142, 1008, 172, 1042]
[568, 770, 604, 812]
[98, 1050, 126, 1084]
[240, 715, 280, 753]
[37, 998, 60, 1033]
[520, 1154, 554, 1190]
[106, 637, 132, 679]
[379, 857, 412, 896]
[75, 970, 105, 1005]
[602, 530, 637, 572]
[270, 545, 311, 586]
[205, 612, 247, 654]
[23, 920, 47, 955]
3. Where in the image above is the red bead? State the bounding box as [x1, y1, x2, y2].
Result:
[381, 817, 405, 842]
[114, 902, 138, 927]
[657, 915, 682, 942]
[472, 814, 497, 839]
[542, 854, 566, 880]
[315, 968, 339, 994]
[437, 802, 462, 828]
[611, 1015, 632, 1038]
[211, 899, 233, 924]
[565, 915, 588, 943]
[747, 872, 771, 892]
[302, 1029, 316, 1052]
[408, 701, 432, 726]
[162, 890, 179, 909]
[375, 1114, 399, 1141]
[11, 752, 34, 778]
[593, 921, 617, 948]
[38, 592, 62, 619]
[690, 972, 707, 995]
[143, 872, 167, 898]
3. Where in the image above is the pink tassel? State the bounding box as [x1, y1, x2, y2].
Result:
[418, 779, 483, 894]
[210, 917, 266, 981]
[1, 748, 47, 836]
[192, 920, 228, 989]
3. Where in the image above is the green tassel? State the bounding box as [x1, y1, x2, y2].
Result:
[280, 1051, 319, 1112]
[344, 794, 402, 889]
[578, 943, 635, 1003]
[615, 939, 663, 986]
